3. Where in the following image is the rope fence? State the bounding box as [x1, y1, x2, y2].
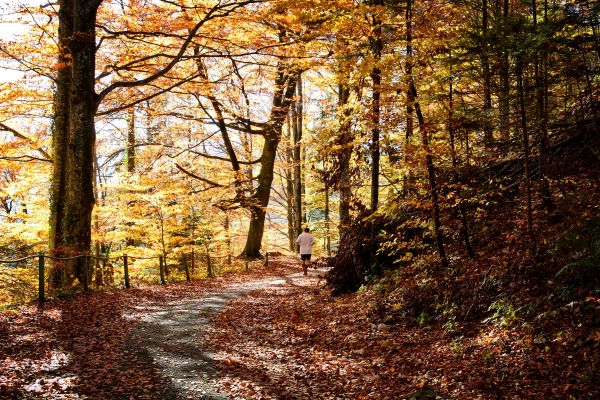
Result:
[0, 251, 240, 304]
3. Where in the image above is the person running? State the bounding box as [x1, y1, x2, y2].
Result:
[296, 227, 315, 275]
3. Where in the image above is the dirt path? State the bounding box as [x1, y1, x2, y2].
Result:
[125, 268, 321, 400]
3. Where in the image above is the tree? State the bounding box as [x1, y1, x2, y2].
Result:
[293, 74, 304, 238]
[179, 1, 331, 258]
[368, 0, 384, 213]
[48, 0, 259, 287]
[242, 62, 301, 257]
[49, 0, 102, 288]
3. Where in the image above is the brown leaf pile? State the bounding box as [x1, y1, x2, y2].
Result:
[207, 274, 599, 399]
[0, 260, 297, 399]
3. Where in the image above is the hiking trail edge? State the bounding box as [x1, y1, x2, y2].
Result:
[125, 268, 322, 399]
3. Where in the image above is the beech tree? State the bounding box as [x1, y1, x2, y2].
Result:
[175, 1, 333, 258]
[48, 0, 260, 287]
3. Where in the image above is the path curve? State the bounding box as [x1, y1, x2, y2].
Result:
[125, 269, 320, 399]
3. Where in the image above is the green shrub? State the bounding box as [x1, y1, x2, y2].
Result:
[485, 297, 518, 326]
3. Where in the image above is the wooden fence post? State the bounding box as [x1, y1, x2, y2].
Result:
[123, 254, 130, 289]
[38, 254, 45, 302]
[159, 255, 166, 284]
[83, 254, 89, 292]
[184, 254, 191, 282]
[207, 255, 213, 278]
[95, 245, 101, 288]
[245, 259, 249, 271]
[264, 252, 269, 267]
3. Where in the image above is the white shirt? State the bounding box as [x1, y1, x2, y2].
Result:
[296, 232, 315, 255]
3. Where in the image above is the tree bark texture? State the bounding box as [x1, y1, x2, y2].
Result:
[370, 0, 383, 213]
[337, 82, 353, 237]
[293, 74, 303, 238]
[50, 0, 100, 289]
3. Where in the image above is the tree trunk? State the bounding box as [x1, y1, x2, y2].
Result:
[448, 61, 474, 257]
[224, 212, 233, 267]
[498, 0, 511, 141]
[337, 82, 353, 237]
[285, 116, 295, 250]
[534, 0, 553, 211]
[406, 0, 448, 268]
[404, 0, 414, 196]
[243, 134, 280, 258]
[242, 65, 299, 258]
[410, 79, 449, 268]
[126, 106, 135, 173]
[516, 60, 535, 253]
[482, 0, 493, 147]
[481, 0, 494, 147]
[293, 75, 303, 237]
[325, 179, 331, 256]
[205, 244, 213, 278]
[50, 0, 99, 289]
[298, 75, 308, 226]
[370, 0, 383, 213]
[93, 149, 104, 286]
[125, 106, 136, 246]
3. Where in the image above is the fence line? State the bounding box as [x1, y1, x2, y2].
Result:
[0, 250, 241, 304]
[0, 254, 39, 264]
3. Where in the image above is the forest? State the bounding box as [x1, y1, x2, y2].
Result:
[0, 0, 598, 398]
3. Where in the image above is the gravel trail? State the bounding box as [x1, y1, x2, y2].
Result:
[125, 270, 318, 399]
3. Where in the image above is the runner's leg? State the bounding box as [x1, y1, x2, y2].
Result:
[302, 255, 308, 275]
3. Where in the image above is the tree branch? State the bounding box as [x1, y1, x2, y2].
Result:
[95, 0, 260, 107]
[0, 123, 52, 162]
[175, 163, 225, 188]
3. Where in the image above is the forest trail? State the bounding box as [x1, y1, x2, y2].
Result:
[123, 261, 323, 400]
[0, 256, 325, 399]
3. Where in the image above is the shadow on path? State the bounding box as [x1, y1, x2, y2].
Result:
[126, 269, 321, 399]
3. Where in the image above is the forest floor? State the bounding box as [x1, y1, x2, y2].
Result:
[0, 257, 301, 399]
[0, 255, 597, 399]
[207, 268, 598, 400]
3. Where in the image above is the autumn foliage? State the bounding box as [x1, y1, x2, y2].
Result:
[0, 0, 599, 398]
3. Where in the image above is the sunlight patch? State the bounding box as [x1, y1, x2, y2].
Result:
[24, 375, 80, 398]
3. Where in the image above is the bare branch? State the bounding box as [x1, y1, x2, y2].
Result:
[95, 0, 261, 107]
[175, 163, 225, 188]
[96, 72, 202, 116]
[0, 123, 52, 162]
